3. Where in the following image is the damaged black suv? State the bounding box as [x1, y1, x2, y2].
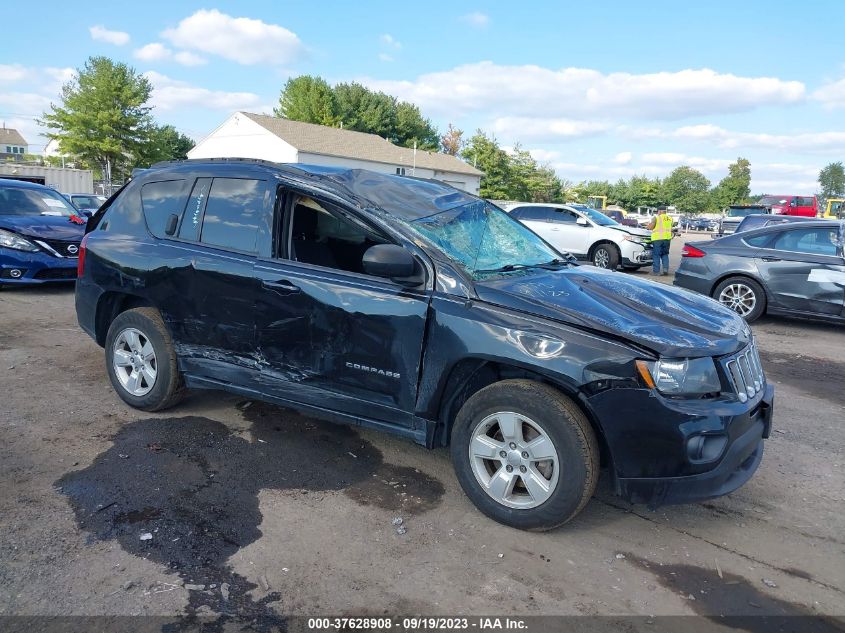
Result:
[76, 160, 773, 530]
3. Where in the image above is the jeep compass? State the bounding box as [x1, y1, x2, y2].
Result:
[76, 160, 773, 530]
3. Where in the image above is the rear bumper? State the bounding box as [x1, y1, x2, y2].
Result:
[615, 385, 773, 508]
[673, 270, 714, 296]
[0, 247, 77, 285]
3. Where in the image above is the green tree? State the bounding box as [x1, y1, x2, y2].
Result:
[818, 162, 845, 199]
[461, 130, 513, 199]
[136, 125, 194, 167]
[40, 56, 153, 180]
[711, 157, 751, 209]
[334, 82, 395, 137]
[393, 101, 438, 150]
[274, 76, 338, 126]
[663, 166, 711, 214]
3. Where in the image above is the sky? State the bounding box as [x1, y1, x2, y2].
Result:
[2, 0, 844, 193]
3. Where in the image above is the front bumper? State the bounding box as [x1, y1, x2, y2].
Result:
[0, 247, 78, 285]
[620, 242, 653, 266]
[587, 383, 773, 509]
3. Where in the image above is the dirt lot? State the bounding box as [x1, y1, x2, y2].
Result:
[1, 240, 843, 627]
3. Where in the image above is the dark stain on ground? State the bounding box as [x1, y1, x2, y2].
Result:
[243, 403, 444, 514]
[622, 552, 844, 633]
[57, 405, 444, 631]
[759, 350, 845, 408]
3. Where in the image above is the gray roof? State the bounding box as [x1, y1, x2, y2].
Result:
[0, 128, 28, 146]
[241, 112, 483, 177]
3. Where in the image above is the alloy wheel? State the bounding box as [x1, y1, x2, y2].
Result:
[112, 327, 157, 396]
[593, 248, 610, 268]
[718, 283, 757, 317]
[468, 411, 560, 509]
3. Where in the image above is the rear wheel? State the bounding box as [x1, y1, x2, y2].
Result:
[450, 380, 599, 531]
[712, 276, 766, 323]
[105, 307, 185, 411]
[590, 243, 620, 270]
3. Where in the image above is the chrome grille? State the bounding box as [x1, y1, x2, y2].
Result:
[724, 341, 765, 402]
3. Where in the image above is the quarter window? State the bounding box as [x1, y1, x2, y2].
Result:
[140, 180, 190, 239]
[199, 178, 266, 253]
[772, 228, 839, 257]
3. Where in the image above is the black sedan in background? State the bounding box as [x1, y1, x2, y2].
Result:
[675, 220, 845, 322]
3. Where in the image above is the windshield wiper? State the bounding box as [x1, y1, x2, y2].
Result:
[475, 258, 570, 275]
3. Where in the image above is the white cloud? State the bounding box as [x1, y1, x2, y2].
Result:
[811, 77, 845, 109]
[89, 25, 130, 46]
[134, 43, 208, 66]
[0, 64, 27, 83]
[144, 71, 264, 111]
[612, 151, 633, 165]
[378, 53, 394, 63]
[380, 34, 401, 49]
[492, 116, 609, 141]
[670, 124, 845, 153]
[134, 43, 172, 62]
[461, 12, 490, 28]
[173, 51, 207, 66]
[162, 9, 304, 65]
[363, 62, 805, 121]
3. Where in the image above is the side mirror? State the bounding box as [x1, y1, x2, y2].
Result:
[576, 216, 589, 226]
[362, 244, 422, 284]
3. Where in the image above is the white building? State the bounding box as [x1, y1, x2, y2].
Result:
[188, 112, 483, 194]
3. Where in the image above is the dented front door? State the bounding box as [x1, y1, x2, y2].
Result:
[253, 259, 430, 425]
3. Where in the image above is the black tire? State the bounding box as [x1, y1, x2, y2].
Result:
[450, 380, 599, 531]
[590, 243, 620, 270]
[105, 307, 185, 411]
[712, 276, 767, 323]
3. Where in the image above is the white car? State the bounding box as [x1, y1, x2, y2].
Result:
[504, 203, 653, 270]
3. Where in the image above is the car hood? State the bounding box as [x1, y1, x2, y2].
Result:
[0, 214, 86, 240]
[474, 266, 749, 357]
[607, 225, 651, 239]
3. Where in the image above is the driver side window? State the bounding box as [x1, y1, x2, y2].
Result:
[552, 209, 578, 223]
[286, 194, 390, 274]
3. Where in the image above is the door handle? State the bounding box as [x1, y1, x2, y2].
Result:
[262, 279, 301, 293]
[761, 256, 781, 262]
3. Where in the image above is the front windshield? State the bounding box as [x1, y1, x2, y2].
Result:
[408, 201, 562, 279]
[570, 204, 618, 226]
[759, 196, 787, 206]
[727, 207, 759, 218]
[71, 195, 106, 210]
[0, 185, 78, 217]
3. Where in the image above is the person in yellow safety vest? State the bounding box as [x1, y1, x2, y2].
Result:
[647, 207, 674, 276]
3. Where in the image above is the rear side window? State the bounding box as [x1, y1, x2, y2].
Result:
[179, 178, 212, 241]
[510, 206, 549, 221]
[773, 227, 839, 256]
[199, 178, 266, 253]
[140, 180, 190, 238]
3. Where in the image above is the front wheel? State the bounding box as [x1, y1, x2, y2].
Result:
[105, 307, 185, 411]
[712, 276, 766, 323]
[590, 244, 620, 270]
[450, 380, 599, 531]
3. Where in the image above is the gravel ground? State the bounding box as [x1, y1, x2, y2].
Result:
[1, 238, 843, 628]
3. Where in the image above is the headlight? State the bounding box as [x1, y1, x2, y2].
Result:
[636, 357, 721, 395]
[0, 229, 39, 252]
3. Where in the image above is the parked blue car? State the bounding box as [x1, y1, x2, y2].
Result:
[0, 179, 86, 286]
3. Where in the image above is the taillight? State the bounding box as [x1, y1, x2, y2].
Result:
[682, 244, 706, 258]
[77, 233, 89, 276]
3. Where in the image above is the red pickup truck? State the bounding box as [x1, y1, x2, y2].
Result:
[759, 195, 818, 217]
